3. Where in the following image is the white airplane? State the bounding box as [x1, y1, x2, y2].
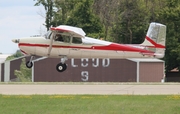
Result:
[12, 22, 166, 72]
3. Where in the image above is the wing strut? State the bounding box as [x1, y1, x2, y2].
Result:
[47, 32, 56, 56]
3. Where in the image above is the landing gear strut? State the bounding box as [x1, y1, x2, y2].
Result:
[56, 56, 68, 72]
[26, 56, 34, 68]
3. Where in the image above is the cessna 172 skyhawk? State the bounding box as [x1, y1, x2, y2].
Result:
[12, 22, 166, 72]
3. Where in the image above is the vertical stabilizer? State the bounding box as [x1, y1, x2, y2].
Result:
[141, 22, 166, 58]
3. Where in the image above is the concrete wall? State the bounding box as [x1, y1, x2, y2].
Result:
[33, 58, 137, 82]
[139, 62, 164, 82]
[4, 61, 10, 82]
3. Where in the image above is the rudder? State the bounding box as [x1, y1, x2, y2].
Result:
[141, 22, 166, 58]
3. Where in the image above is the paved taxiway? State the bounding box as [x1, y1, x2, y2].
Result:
[0, 84, 180, 95]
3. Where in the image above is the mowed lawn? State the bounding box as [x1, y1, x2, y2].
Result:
[0, 95, 180, 114]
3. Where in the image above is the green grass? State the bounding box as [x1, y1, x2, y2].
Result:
[0, 95, 180, 114]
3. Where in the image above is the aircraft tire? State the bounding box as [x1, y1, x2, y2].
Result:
[26, 61, 33, 68]
[56, 63, 67, 72]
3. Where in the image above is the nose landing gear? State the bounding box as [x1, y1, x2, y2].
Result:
[26, 56, 34, 68]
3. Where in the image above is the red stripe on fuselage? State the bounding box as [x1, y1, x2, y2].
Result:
[146, 36, 165, 48]
[19, 43, 49, 47]
[18, 43, 153, 53]
[18, 43, 91, 49]
[93, 43, 153, 53]
[20, 49, 27, 55]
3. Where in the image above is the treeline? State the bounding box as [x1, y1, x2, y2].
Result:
[34, 0, 180, 72]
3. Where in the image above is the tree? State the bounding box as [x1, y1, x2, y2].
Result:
[66, 0, 104, 38]
[93, 0, 119, 40]
[158, 0, 180, 72]
[110, 0, 150, 44]
[34, 0, 54, 30]
[14, 58, 32, 82]
[6, 50, 23, 61]
[53, 0, 78, 26]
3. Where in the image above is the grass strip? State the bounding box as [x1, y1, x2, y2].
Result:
[0, 95, 180, 114]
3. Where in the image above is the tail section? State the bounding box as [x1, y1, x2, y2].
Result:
[141, 22, 166, 58]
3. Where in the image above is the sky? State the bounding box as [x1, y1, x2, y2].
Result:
[0, 0, 46, 54]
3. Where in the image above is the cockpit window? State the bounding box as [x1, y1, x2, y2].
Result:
[72, 37, 82, 44]
[55, 34, 64, 42]
[54, 34, 70, 43]
[45, 31, 71, 43]
[62, 35, 70, 43]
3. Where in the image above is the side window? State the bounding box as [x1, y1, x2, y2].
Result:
[72, 37, 82, 44]
[62, 35, 70, 43]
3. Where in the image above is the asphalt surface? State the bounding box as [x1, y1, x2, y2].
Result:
[0, 84, 180, 95]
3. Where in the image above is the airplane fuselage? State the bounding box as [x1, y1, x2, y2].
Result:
[18, 36, 157, 59]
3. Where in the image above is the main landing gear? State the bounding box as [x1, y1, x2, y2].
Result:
[56, 56, 68, 72]
[25, 56, 68, 72]
[26, 56, 34, 68]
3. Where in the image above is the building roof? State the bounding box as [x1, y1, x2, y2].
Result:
[127, 58, 164, 63]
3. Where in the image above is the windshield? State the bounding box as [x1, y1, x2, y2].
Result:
[44, 31, 52, 39]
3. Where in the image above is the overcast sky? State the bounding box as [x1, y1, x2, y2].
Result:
[0, 0, 46, 54]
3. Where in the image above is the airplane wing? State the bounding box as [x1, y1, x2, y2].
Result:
[50, 25, 86, 38]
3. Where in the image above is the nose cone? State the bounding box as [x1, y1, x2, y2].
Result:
[12, 39, 19, 43]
